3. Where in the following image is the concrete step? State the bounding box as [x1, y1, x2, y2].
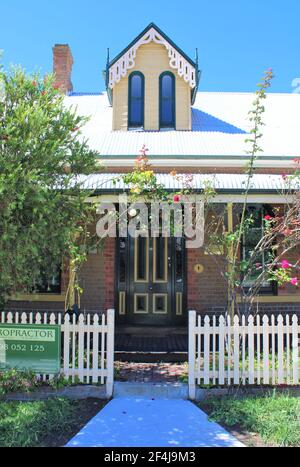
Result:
[114, 381, 189, 399]
[114, 352, 188, 363]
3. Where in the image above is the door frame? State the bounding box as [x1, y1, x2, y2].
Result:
[115, 235, 187, 326]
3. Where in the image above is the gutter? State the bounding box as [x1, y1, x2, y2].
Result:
[101, 157, 297, 169]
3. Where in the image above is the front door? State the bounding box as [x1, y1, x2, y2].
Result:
[116, 236, 186, 325]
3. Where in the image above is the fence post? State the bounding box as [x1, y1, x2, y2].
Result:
[292, 315, 299, 385]
[188, 310, 196, 400]
[106, 309, 115, 399]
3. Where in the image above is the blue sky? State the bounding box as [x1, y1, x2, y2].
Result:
[1, 0, 299, 93]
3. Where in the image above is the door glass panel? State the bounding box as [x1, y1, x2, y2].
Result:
[119, 238, 126, 283]
[135, 237, 148, 282]
[154, 237, 167, 282]
[175, 238, 183, 283]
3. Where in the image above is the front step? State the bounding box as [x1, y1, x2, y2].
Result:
[114, 382, 189, 399]
[115, 351, 188, 363]
[115, 333, 188, 354]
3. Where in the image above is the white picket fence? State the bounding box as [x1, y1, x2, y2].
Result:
[188, 310, 300, 399]
[0, 309, 115, 398]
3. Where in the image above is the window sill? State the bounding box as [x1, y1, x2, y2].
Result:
[128, 126, 144, 132]
[237, 295, 300, 303]
[9, 293, 66, 302]
[159, 127, 175, 131]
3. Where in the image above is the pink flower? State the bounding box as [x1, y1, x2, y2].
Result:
[290, 277, 298, 286]
[283, 228, 292, 236]
[281, 173, 288, 180]
[173, 194, 181, 203]
[139, 144, 149, 156]
[293, 158, 300, 164]
[264, 215, 272, 221]
[281, 260, 290, 269]
[32, 80, 37, 87]
[255, 263, 262, 269]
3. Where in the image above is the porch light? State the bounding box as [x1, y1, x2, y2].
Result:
[128, 208, 138, 218]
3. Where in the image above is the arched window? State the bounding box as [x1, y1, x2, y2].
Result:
[128, 72, 144, 128]
[159, 72, 175, 129]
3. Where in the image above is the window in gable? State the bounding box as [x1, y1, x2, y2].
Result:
[128, 72, 144, 128]
[159, 72, 175, 129]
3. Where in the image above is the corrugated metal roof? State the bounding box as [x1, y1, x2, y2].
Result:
[63, 92, 300, 159]
[80, 173, 295, 192]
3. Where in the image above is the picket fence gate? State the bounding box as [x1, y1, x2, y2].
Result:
[0, 309, 115, 397]
[188, 310, 300, 399]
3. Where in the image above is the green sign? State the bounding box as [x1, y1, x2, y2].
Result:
[0, 324, 61, 374]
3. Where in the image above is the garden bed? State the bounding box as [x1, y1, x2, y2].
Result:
[198, 392, 300, 447]
[0, 398, 106, 447]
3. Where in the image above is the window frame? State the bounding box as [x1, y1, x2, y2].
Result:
[128, 71, 145, 129]
[241, 204, 277, 296]
[159, 71, 176, 129]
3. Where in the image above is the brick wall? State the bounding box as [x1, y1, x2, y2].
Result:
[103, 237, 116, 310]
[78, 251, 105, 311]
[52, 44, 73, 94]
[187, 247, 228, 312]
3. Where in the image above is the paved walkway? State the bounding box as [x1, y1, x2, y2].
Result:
[66, 397, 244, 447]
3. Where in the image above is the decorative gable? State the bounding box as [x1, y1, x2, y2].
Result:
[108, 24, 197, 90]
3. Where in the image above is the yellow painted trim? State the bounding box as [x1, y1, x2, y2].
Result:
[176, 292, 182, 316]
[119, 291, 126, 315]
[227, 202, 233, 232]
[10, 294, 66, 302]
[237, 295, 300, 303]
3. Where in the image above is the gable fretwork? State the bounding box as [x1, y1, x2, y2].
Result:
[108, 26, 197, 90]
[105, 23, 200, 132]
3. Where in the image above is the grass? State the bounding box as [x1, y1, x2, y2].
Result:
[0, 398, 79, 447]
[200, 392, 300, 447]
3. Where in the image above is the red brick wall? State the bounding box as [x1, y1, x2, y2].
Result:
[52, 44, 73, 94]
[187, 247, 228, 312]
[78, 252, 105, 311]
[103, 237, 116, 310]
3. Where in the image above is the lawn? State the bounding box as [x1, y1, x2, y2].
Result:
[199, 392, 300, 447]
[0, 398, 105, 447]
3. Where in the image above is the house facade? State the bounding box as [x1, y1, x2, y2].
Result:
[7, 24, 300, 332]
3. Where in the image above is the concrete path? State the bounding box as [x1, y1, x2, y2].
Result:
[66, 397, 244, 447]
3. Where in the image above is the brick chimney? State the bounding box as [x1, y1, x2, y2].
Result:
[52, 44, 73, 94]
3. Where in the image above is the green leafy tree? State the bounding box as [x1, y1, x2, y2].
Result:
[0, 66, 99, 307]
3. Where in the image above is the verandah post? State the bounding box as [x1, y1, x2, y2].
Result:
[188, 310, 196, 400]
[106, 309, 115, 398]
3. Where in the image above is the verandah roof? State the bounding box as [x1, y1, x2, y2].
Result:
[80, 173, 298, 195]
